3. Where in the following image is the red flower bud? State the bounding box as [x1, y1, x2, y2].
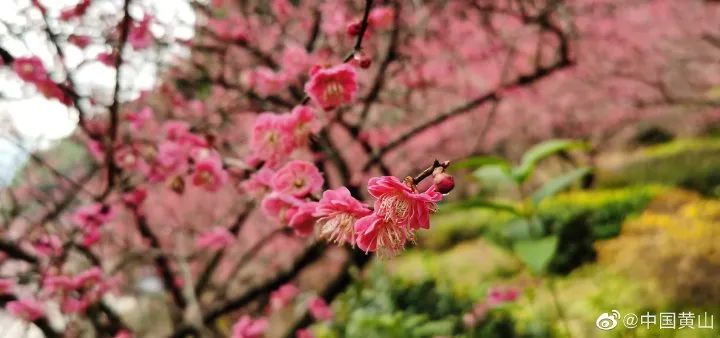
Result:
[347, 22, 362, 36]
[353, 52, 372, 69]
[433, 172, 455, 194]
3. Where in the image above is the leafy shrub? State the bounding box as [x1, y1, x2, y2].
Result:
[599, 138, 720, 196]
[597, 189, 720, 306]
[423, 186, 663, 274]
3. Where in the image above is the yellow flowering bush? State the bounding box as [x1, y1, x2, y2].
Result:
[597, 189, 720, 305]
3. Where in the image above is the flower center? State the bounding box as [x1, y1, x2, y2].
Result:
[293, 178, 306, 189]
[378, 194, 410, 223]
[199, 170, 214, 185]
[322, 81, 344, 103]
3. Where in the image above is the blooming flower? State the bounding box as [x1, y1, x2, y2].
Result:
[367, 176, 442, 229]
[72, 203, 115, 230]
[191, 155, 229, 192]
[126, 106, 153, 131]
[248, 67, 288, 97]
[231, 315, 268, 338]
[195, 227, 235, 250]
[287, 105, 318, 148]
[354, 213, 413, 255]
[208, 16, 249, 42]
[305, 64, 358, 111]
[272, 160, 324, 197]
[7, 298, 45, 321]
[262, 193, 317, 236]
[308, 297, 333, 321]
[0, 279, 14, 294]
[269, 284, 299, 311]
[281, 44, 313, 79]
[129, 15, 153, 50]
[32, 234, 62, 257]
[114, 330, 134, 338]
[12, 56, 47, 83]
[368, 6, 395, 29]
[250, 112, 295, 166]
[241, 168, 275, 197]
[287, 201, 318, 236]
[122, 188, 148, 209]
[60, 0, 90, 20]
[69, 34, 92, 48]
[486, 287, 520, 306]
[296, 329, 314, 338]
[314, 187, 371, 245]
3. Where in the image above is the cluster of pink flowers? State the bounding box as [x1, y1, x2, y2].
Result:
[261, 160, 323, 236]
[7, 298, 45, 321]
[231, 315, 268, 338]
[43, 267, 115, 314]
[249, 106, 318, 167]
[128, 14, 154, 50]
[463, 286, 521, 328]
[12, 56, 70, 104]
[355, 176, 443, 255]
[59, 0, 91, 21]
[71, 203, 116, 247]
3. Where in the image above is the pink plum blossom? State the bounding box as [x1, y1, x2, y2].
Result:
[13, 56, 47, 83]
[296, 329, 314, 338]
[308, 297, 333, 321]
[269, 284, 299, 311]
[241, 168, 275, 197]
[287, 105, 318, 148]
[250, 112, 295, 166]
[314, 187, 371, 245]
[126, 106, 154, 131]
[231, 315, 268, 338]
[305, 64, 359, 111]
[368, 176, 442, 229]
[354, 213, 413, 256]
[191, 155, 229, 192]
[272, 160, 324, 198]
[249, 67, 288, 97]
[129, 15, 153, 50]
[487, 287, 520, 306]
[7, 298, 45, 321]
[32, 234, 62, 257]
[72, 203, 115, 230]
[196, 227, 235, 250]
[262, 193, 317, 235]
[0, 279, 14, 294]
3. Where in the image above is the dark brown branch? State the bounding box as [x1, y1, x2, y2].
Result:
[103, 0, 133, 198]
[134, 214, 187, 309]
[0, 239, 38, 264]
[170, 243, 326, 338]
[343, 0, 375, 62]
[357, 0, 401, 124]
[194, 205, 253, 296]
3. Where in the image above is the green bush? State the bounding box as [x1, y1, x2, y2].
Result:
[598, 138, 720, 196]
[423, 186, 663, 275]
[321, 264, 526, 338]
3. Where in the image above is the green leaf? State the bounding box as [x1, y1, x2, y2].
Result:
[513, 235, 559, 273]
[472, 165, 514, 184]
[531, 167, 593, 205]
[443, 198, 521, 215]
[512, 139, 589, 183]
[451, 156, 511, 170]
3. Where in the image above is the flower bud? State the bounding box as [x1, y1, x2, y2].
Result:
[353, 52, 372, 69]
[433, 172, 455, 194]
[346, 22, 362, 36]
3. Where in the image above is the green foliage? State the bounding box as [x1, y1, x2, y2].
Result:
[512, 236, 558, 274]
[424, 185, 664, 274]
[322, 265, 472, 338]
[599, 138, 720, 196]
